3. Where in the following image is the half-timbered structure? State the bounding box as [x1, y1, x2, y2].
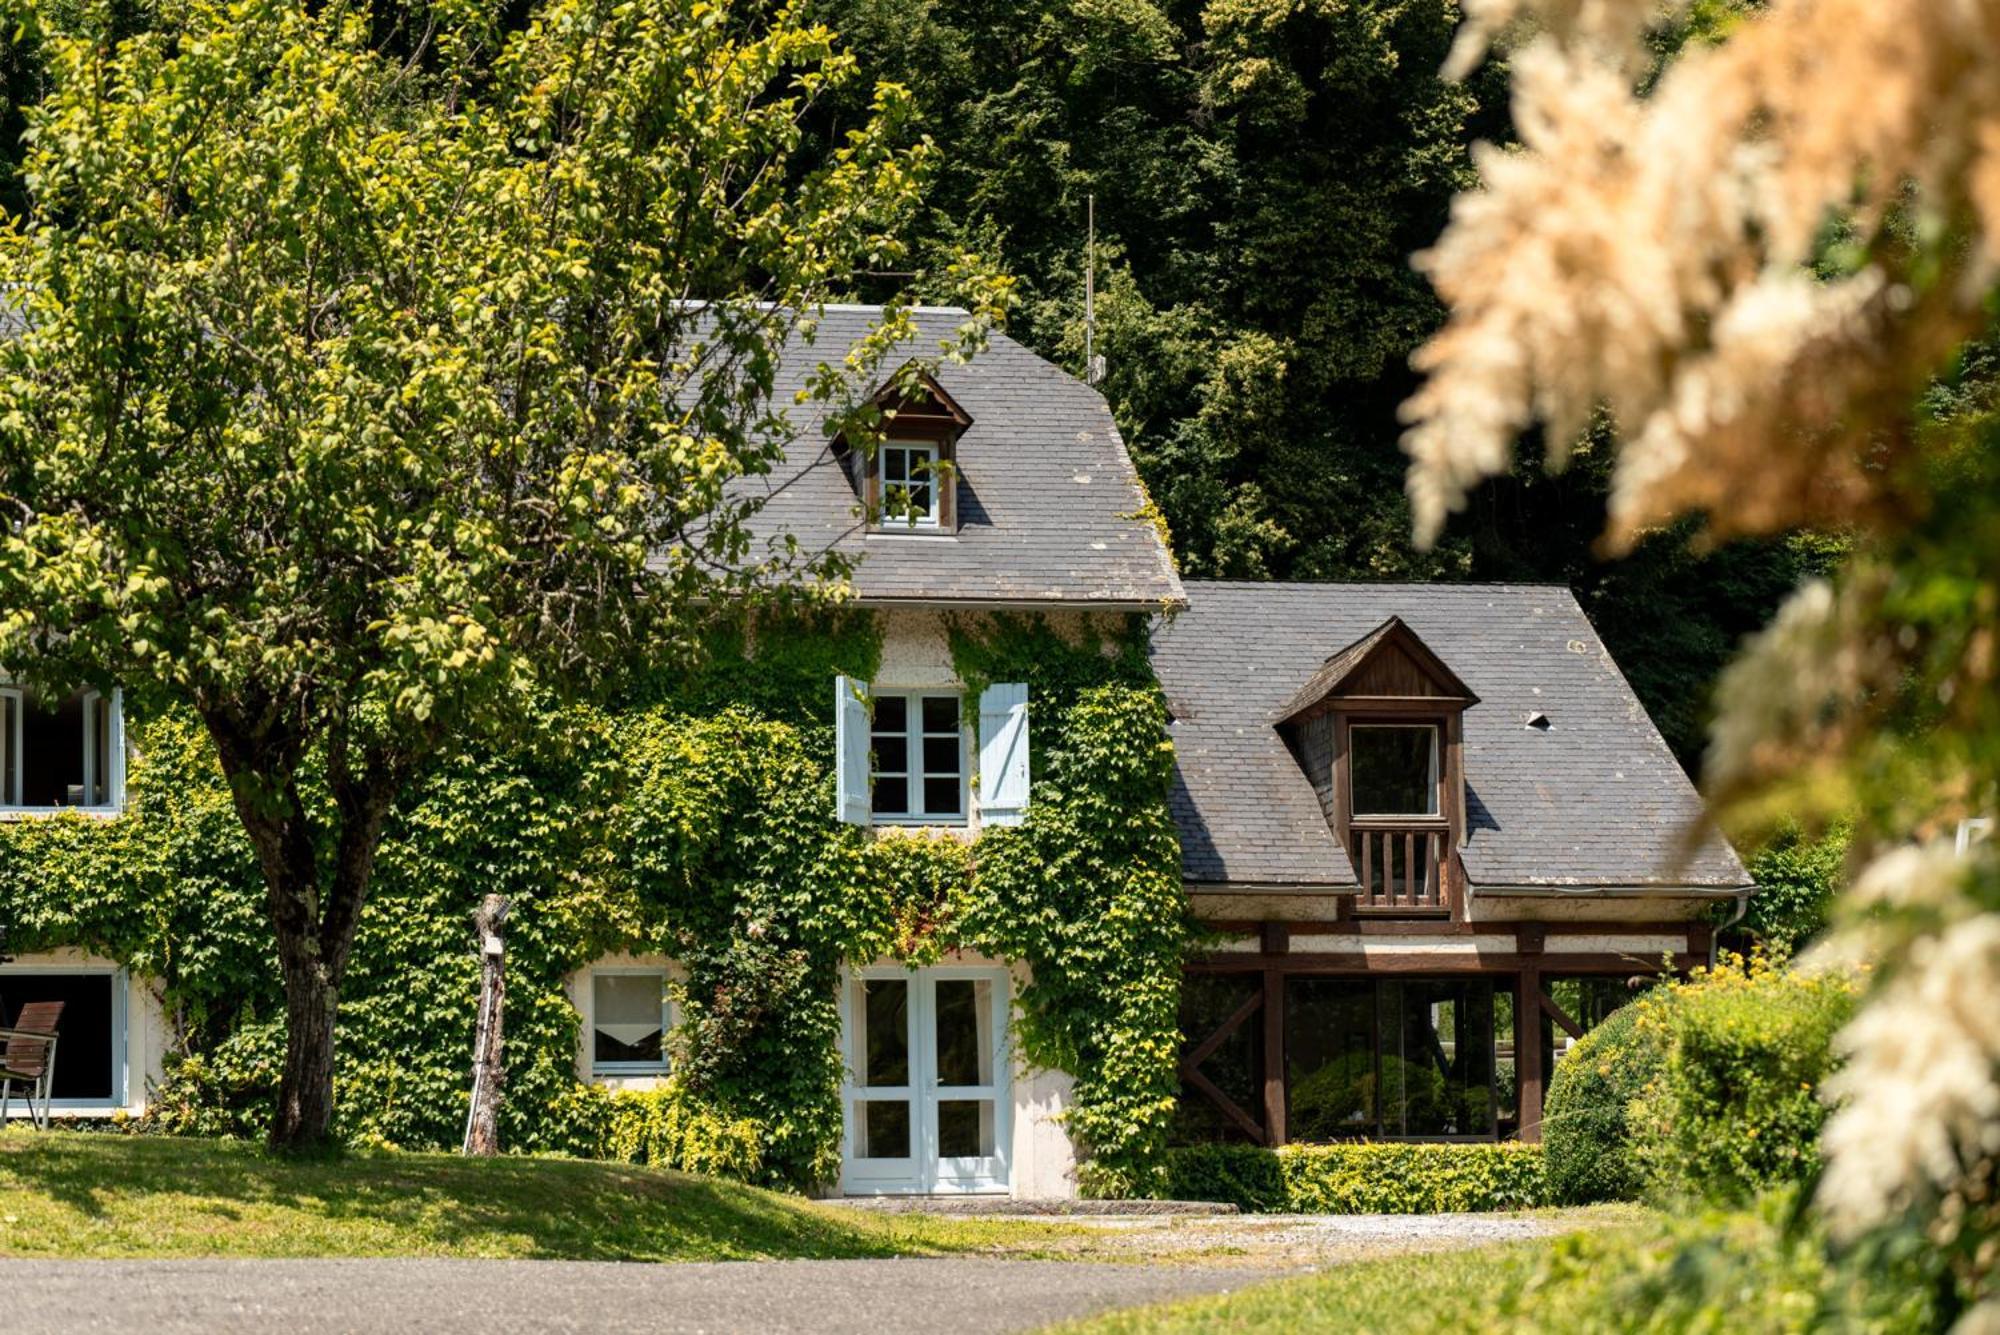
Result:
[1152, 581, 1753, 1145]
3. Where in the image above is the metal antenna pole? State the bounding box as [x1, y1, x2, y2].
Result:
[1084, 194, 1102, 385]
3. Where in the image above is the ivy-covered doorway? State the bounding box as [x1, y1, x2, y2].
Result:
[839, 964, 1013, 1194]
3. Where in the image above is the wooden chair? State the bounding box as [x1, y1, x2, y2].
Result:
[0, 1001, 63, 1129]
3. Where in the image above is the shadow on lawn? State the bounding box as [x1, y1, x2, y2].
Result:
[0, 1132, 903, 1262]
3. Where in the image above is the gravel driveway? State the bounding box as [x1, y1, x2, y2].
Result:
[0, 1210, 1577, 1333]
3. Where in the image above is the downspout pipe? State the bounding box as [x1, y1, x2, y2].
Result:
[1712, 889, 1751, 967]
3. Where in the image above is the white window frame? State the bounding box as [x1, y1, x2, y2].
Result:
[0, 685, 20, 808]
[838, 963, 1013, 1195]
[879, 441, 941, 529]
[0, 682, 126, 814]
[0, 962, 129, 1112]
[1349, 722, 1441, 818]
[586, 966, 674, 1078]
[869, 690, 967, 824]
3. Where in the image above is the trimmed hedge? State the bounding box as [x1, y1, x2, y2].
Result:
[1161, 1142, 1548, 1213]
[1542, 1001, 1668, 1203]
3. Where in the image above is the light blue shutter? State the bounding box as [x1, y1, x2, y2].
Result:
[835, 675, 872, 825]
[978, 682, 1030, 827]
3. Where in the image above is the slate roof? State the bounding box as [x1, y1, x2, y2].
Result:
[728, 305, 1183, 608]
[1150, 581, 1753, 893]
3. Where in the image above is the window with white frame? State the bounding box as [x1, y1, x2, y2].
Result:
[0, 681, 126, 811]
[590, 969, 671, 1076]
[0, 965, 126, 1108]
[878, 442, 940, 528]
[871, 693, 964, 822]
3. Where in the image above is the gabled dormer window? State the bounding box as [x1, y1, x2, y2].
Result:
[833, 363, 972, 536]
[1275, 617, 1475, 916]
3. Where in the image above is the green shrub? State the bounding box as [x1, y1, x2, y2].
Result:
[1160, 1142, 1547, 1213]
[1628, 954, 1858, 1203]
[1160, 1143, 1288, 1211]
[1542, 1000, 1668, 1203]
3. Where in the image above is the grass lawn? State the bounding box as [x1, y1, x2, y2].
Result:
[1052, 1199, 1936, 1334]
[0, 1129, 1073, 1261]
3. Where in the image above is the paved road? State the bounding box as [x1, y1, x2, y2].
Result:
[0, 1257, 1285, 1333]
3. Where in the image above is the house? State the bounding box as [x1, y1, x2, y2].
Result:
[0, 304, 1750, 1197]
[1151, 582, 1753, 1145]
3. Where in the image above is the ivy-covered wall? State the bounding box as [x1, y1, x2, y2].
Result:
[0, 608, 1189, 1194]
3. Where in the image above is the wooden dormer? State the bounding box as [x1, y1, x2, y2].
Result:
[833, 363, 973, 534]
[1276, 618, 1477, 916]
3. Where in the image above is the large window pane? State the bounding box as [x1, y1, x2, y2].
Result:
[858, 1099, 910, 1158]
[1285, 979, 1377, 1140]
[592, 972, 667, 1068]
[1173, 974, 1266, 1145]
[0, 971, 116, 1101]
[933, 979, 992, 1087]
[862, 979, 909, 1087]
[1379, 979, 1495, 1136]
[1350, 725, 1439, 816]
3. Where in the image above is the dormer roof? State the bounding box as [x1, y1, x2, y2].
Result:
[832, 363, 973, 452]
[1275, 616, 1478, 724]
[720, 307, 1184, 609]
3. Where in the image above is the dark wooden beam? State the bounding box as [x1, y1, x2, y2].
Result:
[1182, 1065, 1265, 1143]
[1539, 987, 1585, 1042]
[1262, 967, 1286, 1147]
[1188, 951, 1699, 975]
[1182, 987, 1263, 1072]
[1516, 965, 1544, 1144]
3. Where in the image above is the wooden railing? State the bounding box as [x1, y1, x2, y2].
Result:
[1350, 821, 1452, 913]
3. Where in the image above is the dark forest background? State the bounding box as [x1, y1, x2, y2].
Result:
[0, 0, 1839, 771]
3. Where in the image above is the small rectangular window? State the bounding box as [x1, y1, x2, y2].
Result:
[1350, 724, 1439, 817]
[879, 442, 940, 528]
[871, 692, 964, 821]
[0, 688, 19, 807]
[591, 970, 671, 1075]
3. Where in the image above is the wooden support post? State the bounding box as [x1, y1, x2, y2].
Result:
[1261, 925, 1287, 1147]
[1262, 968, 1285, 1147]
[1515, 963, 1544, 1144]
[463, 893, 510, 1157]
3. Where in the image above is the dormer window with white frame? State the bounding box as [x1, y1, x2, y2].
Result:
[0, 681, 127, 813]
[879, 441, 942, 530]
[835, 363, 972, 537]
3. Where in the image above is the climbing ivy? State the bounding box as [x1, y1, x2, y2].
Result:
[0, 608, 1189, 1192]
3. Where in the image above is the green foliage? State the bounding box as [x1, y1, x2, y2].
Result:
[1542, 1001, 1668, 1205]
[1627, 956, 1858, 1205]
[1160, 1142, 1548, 1214]
[0, 0, 1008, 1145]
[6, 608, 1187, 1191]
[1065, 1190, 1942, 1333]
[1741, 823, 1851, 954]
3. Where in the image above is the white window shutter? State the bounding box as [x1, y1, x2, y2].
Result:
[834, 675, 872, 826]
[978, 682, 1030, 827]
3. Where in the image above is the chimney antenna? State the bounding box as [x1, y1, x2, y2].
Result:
[1084, 194, 1104, 386]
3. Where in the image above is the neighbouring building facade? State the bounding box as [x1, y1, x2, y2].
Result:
[0, 305, 1749, 1197]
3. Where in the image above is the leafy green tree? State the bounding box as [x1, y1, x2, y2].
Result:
[0, 0, 993, 1148]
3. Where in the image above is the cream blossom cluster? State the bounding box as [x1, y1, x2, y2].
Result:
[1819, 894, 2000, 1242]
[1402, 0, 2000, 551]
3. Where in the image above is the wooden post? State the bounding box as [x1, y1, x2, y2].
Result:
[1515, 964, 1544, 1144]
[1261, 923, 1287, 1147]
[463, 893, 510, 1157]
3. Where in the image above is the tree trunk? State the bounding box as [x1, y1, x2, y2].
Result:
[463, 894, 510, 1157]
[272, 931, 341, 1149]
